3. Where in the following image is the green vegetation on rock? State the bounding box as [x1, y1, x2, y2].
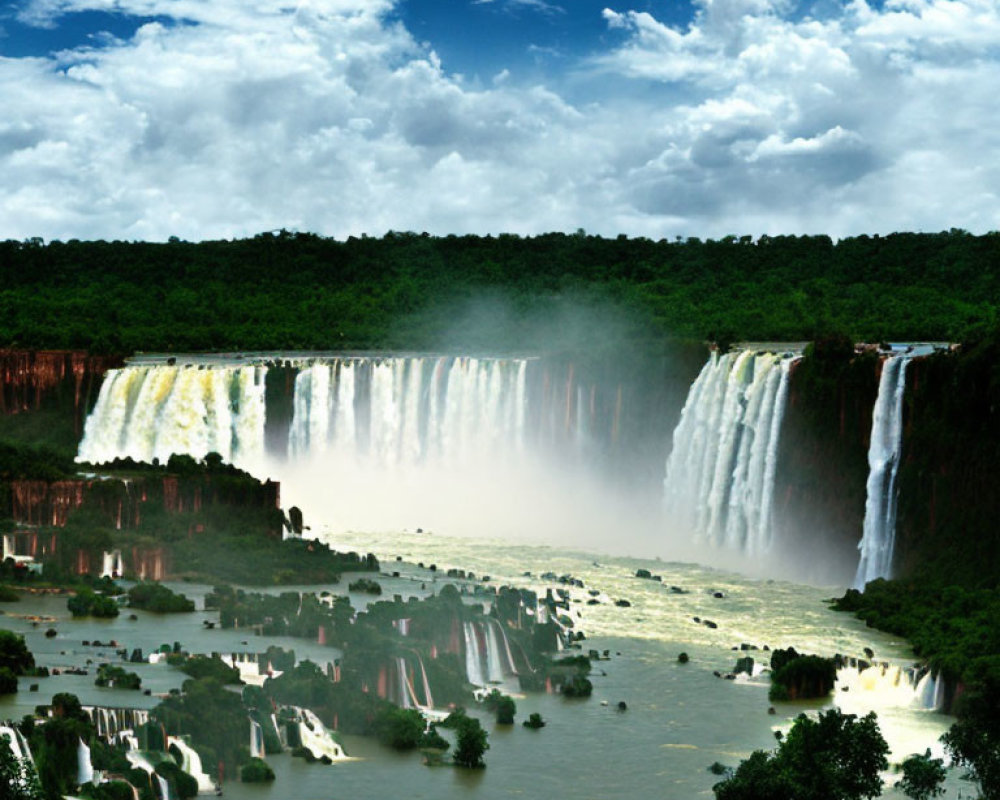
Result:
[127, 582, 195, 613]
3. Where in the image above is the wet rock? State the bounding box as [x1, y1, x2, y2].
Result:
[713, 592, 725, 599]
[44, 628, 57, 638]
[703, 620, 718, 629]
[615, 599, 631, 608]
[734, 656, 755, 675]
[678, 652, 689, 663]
[617, 701, 628, 711]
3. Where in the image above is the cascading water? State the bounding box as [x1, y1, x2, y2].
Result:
[417, 655, 434, 709]
[287, 357, 528, 467]
[250, 720, 264, 758]
[664, 350, 796, 553]
[77, 739, 94, 786]
[156, 774, 171, 800]
[835, 661, 944, 712]
[463, 619, 517, 688]
[463, 622, 487, 688]
[77, 364, 268, 469]
[167, 737, 215, 793]
[854, 353, 911, 589]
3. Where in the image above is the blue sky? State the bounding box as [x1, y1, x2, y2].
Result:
[0, 0, 998, 241]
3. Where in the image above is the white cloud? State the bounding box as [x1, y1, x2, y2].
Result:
[0, 0, 998, 241]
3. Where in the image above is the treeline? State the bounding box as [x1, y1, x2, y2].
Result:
[0, 229, 997, 353]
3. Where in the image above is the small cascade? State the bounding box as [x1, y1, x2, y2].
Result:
[76, 364, 268, 469]
[484, 621, 507, 683]
[85, 706, 150, 738]
[914, 669, 947, 711]
[395, 657, 414, 710]
[664, 350, 797, 552]
[463, 621, 488, 687]
[835, 662, 944, 711]
[490, 618, 518, 676]
[250, 720, 264, 758]
[1, 724, 34, 763]
[463, 619, 517, 688]
[295, 707, 348, 761]
[156, 773, 171, 800]
[77, 738, 94, 786]
[854, 353, 911, 589]
[101, 549, 124, 579]
[167, 736, 215, 793]
[417, 654, 434, 709]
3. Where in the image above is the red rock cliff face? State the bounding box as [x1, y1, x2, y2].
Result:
[0, 350, 123, 431]
[10, 480, 88, 526]
[9, 475, 280, 533]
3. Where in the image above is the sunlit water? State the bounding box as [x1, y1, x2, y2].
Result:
[0, 533, 970, 799]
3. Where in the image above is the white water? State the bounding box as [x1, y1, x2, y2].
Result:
[1, 725, 33, 763]
[157, 773, 171, 800]
[250, 720, 264, 759]
[167, 736, 216, 793]
[101, 549, 124, 579]
[77, 738, 94, 786]
[287, 357, 528, 467]
[85, 706, 149, 738]
[664, 350, 797, 555]
[463, 621, 487, 688]
[854, 354, 910, 589]
[835, 663, 944, 712]
[295, 707, 348, 761]
[77, 364, 268, 469]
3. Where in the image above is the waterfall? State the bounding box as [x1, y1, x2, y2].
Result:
[84, 706, 149, 738]
[490, 618, 518, 675]
[835, 662, 944, 711]
[77, 738, 94, 786]
[463, 621, 487, 687]
[295, 707, 347, 761]
[101, 550, 124, 578]
[463, 620, 516, 687]
[417, 655, 434, 709]
[167, 736, 215, 793]
[77, 364, 268, 469]
[854, 354, 910, 589]
[664, 350, 797, 552]
[1, 725, 33, 762]
[287, 356, 528, 467]
[914, 669, 946, 711]
[395, 657, 414, 709]
[250, 720, 264, 758]
[484, 621, 507, 683]
[156, 774, 171, 800]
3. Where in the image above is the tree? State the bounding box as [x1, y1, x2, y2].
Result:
[0, 733, 43, 800]
[0, 667, 18, 694]
[714, 709, 889, 800]
[452, 717, 488, 769]
[896, 751, 946, 800]
[374, 707, 424, 750]
[0, 631, 34, 674]
[942, 657, 1000, 800]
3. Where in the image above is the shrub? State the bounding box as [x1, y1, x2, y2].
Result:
[240, 758, 275, 782]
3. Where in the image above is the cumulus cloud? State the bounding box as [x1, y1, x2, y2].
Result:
[0, 0, 998, 240]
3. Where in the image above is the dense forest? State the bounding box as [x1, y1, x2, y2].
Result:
[0, 229, 997, 353]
